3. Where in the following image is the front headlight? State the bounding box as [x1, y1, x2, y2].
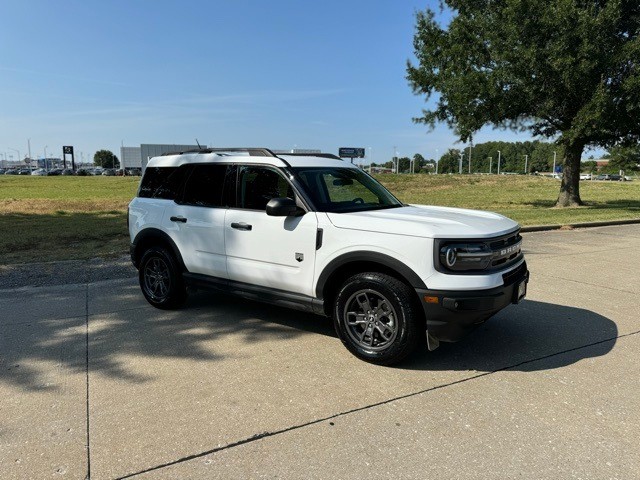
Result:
[439, 243, 493, 271]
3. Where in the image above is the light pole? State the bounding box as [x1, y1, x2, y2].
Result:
[44, 146, 48, 170]
[524, 154, 528, 174]
[8, 148, 21, 166]
[459, 153, 464, 174]
[497, 150, 502, 175]
[489, 156, 492, 174]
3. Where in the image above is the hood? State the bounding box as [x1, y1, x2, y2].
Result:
[326, 205, 519, 239]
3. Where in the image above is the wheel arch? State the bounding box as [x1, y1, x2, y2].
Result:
[315, 252, 426, 317]
[131, 228, 186, 271]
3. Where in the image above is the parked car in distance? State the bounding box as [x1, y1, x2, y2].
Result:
[61, 169, 74, 176]
[579, 173, 592, 180]
[596, 174, 623, 181]
[102, 169, 115, 176]
[31, 168, 48, 176]
[47, 169, 62, 176]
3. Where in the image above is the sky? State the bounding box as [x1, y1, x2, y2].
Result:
[0, 0, 601, 165]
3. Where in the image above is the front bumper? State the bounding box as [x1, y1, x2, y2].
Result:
[416, 262, 529, 342]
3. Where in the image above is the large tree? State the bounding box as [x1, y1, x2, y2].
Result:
[94, 150, 119, 169]
[407, 1, 640, 206]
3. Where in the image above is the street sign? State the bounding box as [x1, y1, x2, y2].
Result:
[63, 146, 74, 154]
[339, 147, 365, 158]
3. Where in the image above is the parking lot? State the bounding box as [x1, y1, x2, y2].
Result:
[1, 224, 639, 479]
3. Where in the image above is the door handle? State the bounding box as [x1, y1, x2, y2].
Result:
[231, 222, 252, 231]
[170, 216, 187, 223]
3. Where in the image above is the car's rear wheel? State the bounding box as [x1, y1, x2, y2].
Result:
[139, 247, 187, 309]
[334, 272, 423, 365]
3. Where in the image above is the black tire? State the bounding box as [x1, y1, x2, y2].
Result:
[139, 247, 187, 309]
[333, 272, 423, 365]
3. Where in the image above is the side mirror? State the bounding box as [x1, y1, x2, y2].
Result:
[266, 197, 304, 217]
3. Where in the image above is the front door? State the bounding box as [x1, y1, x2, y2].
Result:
[225, 165, 318, 297]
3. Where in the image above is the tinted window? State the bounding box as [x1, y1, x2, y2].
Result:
[181, 164, 229, 207]
[237, 166, 293, 210]
[138, 167, 186, 200]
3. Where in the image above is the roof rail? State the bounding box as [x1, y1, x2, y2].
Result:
[279, 152, 342, 160]
[161, 148, 277, 157]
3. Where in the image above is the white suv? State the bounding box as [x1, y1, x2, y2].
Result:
[128, 148, 529, 365]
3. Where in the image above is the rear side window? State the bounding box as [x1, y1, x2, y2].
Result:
[138, 167, 186, 200]
[180, 164, 229, 207]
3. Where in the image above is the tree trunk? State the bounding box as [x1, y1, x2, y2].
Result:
[555, 141, 584, 207]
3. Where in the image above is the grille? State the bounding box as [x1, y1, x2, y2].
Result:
[502, 261, 527, 285]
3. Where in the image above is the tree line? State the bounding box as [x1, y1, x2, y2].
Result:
[371, 141, 639, 175]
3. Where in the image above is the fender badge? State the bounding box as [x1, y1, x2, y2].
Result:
[295, 253, 304, 262]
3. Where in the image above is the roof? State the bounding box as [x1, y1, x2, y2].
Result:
[146, 149, 359, 169]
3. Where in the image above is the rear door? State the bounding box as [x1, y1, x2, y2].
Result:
[224, 165, 318, 297]
[169, 164, 234, 278]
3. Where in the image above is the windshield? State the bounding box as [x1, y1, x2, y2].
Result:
[293, 167, 403, 213]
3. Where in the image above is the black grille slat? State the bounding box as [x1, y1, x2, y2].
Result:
[485, 230, 523, 271]
[502, 261, 527, 284]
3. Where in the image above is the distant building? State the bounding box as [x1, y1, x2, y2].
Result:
[119, 144, 199, 169]
[120, 147, 142, 169]
[273, 149, 321, 154]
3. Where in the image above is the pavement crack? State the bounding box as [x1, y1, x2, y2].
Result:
[116, 329, 640, 479]
[85, 283, 92, 480]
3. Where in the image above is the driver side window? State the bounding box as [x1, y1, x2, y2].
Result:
[237, 166, 294, 210]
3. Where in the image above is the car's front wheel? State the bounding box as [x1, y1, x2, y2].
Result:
[334, 272, 423, 365]
[139, 247, 187, 309]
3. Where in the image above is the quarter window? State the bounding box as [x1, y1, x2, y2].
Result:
[138, 167, 186, 200]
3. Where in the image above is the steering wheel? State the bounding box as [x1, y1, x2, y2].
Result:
[352, 197, 364, 204]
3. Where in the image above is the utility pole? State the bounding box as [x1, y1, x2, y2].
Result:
[393, 146, 398, 173]
[459, 152, 464, 174]
[524, 154, 528, 174]
[468, 143, 472, 174]
[497, 150, 502, 175]
[489, 156, 492, 174]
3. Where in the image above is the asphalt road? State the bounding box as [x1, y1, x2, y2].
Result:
[1, 224, 639, 479]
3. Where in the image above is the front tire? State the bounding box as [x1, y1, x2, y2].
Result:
[139, 247, 187, 309]
[334, 272, 423, 365]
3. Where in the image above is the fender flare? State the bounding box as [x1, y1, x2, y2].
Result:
[315, 251, 426, 299]
[131, 228, 186, 271]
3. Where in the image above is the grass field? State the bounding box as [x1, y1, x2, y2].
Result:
[1, 174, 639, 265]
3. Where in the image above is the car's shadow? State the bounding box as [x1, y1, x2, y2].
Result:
[0, 285, 617, 393]
[187, 293, 617, 373]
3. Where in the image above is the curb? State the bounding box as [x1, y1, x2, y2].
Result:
[521, 218, 640, 233]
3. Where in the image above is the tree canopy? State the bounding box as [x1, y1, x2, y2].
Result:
[407, 0, 640, 206]
[93, 150, 119, 169]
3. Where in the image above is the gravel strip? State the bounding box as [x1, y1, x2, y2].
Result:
[0, 255, 137, 289]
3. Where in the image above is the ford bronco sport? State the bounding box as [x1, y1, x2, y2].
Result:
[128, 148, 529, 365]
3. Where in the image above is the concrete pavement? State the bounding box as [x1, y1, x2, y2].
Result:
[1, 224, 639, 479]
